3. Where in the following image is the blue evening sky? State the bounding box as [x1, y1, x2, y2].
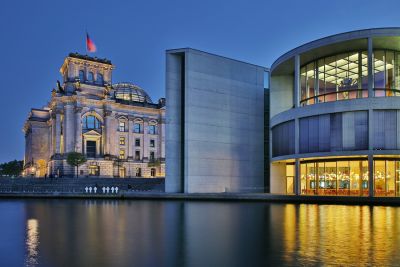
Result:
[0, 0, 399, 162]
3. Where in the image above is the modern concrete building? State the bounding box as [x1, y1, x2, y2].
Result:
[270, 28, 400, 197]
[24, 53, 165, 178]
[166, 48, 268, 193]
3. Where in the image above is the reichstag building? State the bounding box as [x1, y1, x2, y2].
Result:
[24, 53, 165, 178]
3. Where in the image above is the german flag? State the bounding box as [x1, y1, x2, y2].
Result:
[86, 33, 97, 53]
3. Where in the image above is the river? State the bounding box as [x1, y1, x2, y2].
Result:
[0, 199, 399, 267]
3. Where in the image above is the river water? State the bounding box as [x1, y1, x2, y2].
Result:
[0, 199, 399, 267]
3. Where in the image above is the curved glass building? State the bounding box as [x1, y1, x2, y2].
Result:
[270, 28, 400, 197]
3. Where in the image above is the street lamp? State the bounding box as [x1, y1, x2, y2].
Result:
[30, 166, 36, 177]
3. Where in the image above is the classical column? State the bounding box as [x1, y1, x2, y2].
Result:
[143, 118, 149, 161]
[51, 113, 56, 155]
[55, 109, 62, 154]
[160, 118, 166, 160]
[128, 116, 134, 159]
[64, 104, 75, 153]
[75, 107, 82, 153]
[104, 110, 112, 155]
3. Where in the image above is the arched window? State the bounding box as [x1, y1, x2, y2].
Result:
[79, 70, 85, 81]
[83, 115, 101, 130]
[88, 72, 94, 82]
[97, 73, 104, 84]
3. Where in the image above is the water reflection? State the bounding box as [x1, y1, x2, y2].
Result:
[1, 200, 400, 266]
[25, 219, 39, 267]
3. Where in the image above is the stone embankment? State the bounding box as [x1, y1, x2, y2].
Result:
[0, 177, 164, 194]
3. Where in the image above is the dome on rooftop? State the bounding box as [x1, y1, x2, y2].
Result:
[113, 82, 153, 103]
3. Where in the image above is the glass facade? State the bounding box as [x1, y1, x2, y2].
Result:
[301, 52, 368, 106]
[300, 159, 369, 196]
[373, 50, 400, 97]
[374, 160, 400, 196]
[300, 50, 400, 106]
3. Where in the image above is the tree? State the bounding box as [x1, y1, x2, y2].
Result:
[0, 160, 23, 177]
[66, 152, 87, 178]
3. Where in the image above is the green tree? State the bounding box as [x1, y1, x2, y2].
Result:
[66, 152, 87, 178]
[0, 160, 23, 177]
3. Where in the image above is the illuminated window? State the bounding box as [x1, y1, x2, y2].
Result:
[119, 121, 126, 132]
[119, 149, 125, 159]
[134, 123, 142, 133]
[88, 165, 100, 176]
[148, 125, 157, 135]
[150, 139, 155, 147]
[119, 136, 125, 145]
[135, 138, 140, 146]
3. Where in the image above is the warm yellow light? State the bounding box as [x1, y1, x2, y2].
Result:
[31, 167, 36, 173]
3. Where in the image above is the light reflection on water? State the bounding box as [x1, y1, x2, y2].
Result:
[0, 200, 400, 267]
[25, 219, 39, 267]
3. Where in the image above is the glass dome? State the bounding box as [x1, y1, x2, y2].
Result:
[113, 82, 153, 103]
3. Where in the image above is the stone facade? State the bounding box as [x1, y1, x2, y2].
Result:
[23, 53, 165, 178]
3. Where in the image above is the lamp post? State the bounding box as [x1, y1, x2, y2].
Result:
[30, 166, 36, 178]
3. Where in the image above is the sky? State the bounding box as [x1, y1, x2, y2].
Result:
[0, 0, 400, 163]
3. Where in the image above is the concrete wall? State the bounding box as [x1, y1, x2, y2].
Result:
[270, 75, 293, 117]
[166, 48, 266, 193]
[270, 162, 286, 194]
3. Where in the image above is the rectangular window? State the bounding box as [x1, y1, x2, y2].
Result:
[119, 149, 125, 159]
[119, 121, 126, 132]
[135, 151, 140, 161]
[119, 136, 126, 146]
[148, 125, 157, 135]
[150, 151, 155, 161]
[134, 123, 142, 133]
[150, 139, 155, 147]
[151, 168, 156, 177]
[135, 168, 142, 177]
[135, 138, 140, 146]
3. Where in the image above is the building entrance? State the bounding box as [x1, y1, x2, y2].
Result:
[86, 141, 96, 158]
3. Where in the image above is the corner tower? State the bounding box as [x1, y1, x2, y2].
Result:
[59, 53, 114, 99]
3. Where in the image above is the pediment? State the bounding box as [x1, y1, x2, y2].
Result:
[83, 129, 102, 136]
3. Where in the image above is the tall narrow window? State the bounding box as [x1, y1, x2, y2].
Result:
[135, 150, 140, 160]
[134, 123, 142, 133]
[79, 70, 85, 81]
[88, 72, 94, 82]
[150, 139, 155, 147]
[97, 73, 104, 84]
[148, 125, 157, 134]
[150, 151, 155, 161]
[151, 168, 156, 177]
[119, 121, 126, 132]
[135, 168, 142, 177]
[119, 136, 126, 145]
[135, 138, 140, 146]
[119, 149, 125, 159]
